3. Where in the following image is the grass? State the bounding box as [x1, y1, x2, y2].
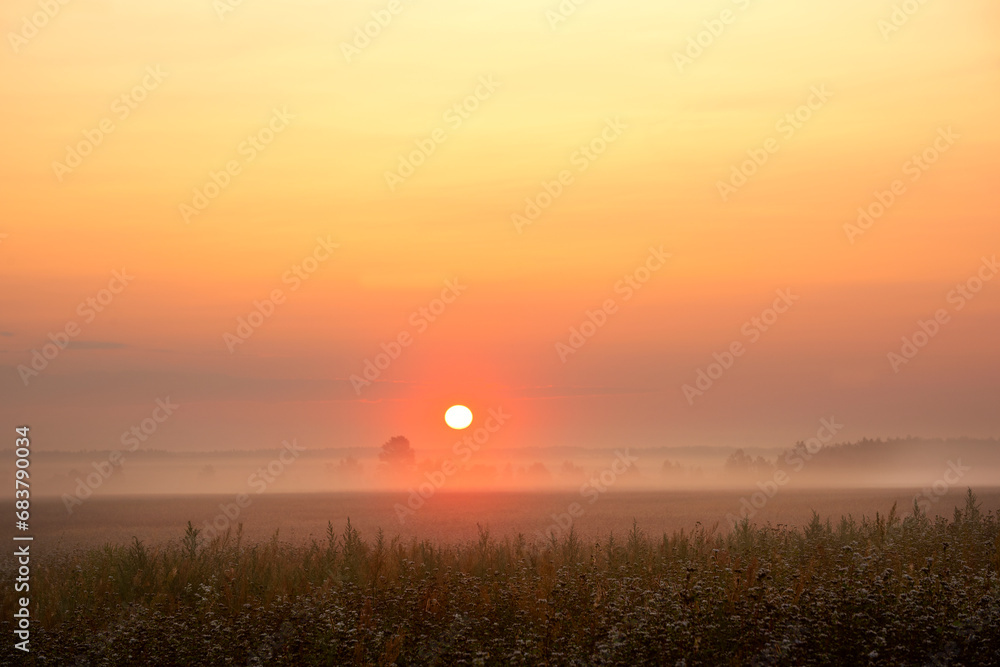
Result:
[3, 490, 999, 665]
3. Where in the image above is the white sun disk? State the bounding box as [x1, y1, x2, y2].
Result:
[445, 405, 473, 429]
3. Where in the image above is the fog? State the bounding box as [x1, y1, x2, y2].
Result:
[12, 436, 1000, 500]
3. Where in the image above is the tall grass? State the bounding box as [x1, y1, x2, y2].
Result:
[3, 490, 998, 665]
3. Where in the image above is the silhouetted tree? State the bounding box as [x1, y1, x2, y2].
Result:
[662, 459, 684, 476]
[561, 460, 584, 476]
[526, 462, 551, 479]
[724, 449, 753, 473]
[725, 449, 774, 475]
[379, 436, 415, 468]
[326, 457, 363, 476]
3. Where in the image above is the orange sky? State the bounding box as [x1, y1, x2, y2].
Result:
[1, 0, 998, 453]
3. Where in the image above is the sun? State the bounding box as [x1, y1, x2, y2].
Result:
[444, 405, 473, 430]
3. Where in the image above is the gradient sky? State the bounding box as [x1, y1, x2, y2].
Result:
[1, 0, 998, 454]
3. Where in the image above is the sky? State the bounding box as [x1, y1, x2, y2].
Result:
[1, 0, 998, 456]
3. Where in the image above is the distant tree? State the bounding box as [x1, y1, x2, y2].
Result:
[753, 456, 775, 475]
[724, 449, 753, 474]
[561, 460, 584, 476]
[526, 462, 551, 479]
[725, 449, 774, 476]
[662, 459, 684, 476]
[327, 457, 363, 476]
[379, 436, 415, 468]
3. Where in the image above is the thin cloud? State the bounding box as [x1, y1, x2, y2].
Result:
[67, 341, 128, 350]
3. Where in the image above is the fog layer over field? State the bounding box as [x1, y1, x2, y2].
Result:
[7, 437, 999, 500]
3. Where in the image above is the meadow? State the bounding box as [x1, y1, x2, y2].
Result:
[3, 490, 998, 665]
[27, 486, 1000, 549]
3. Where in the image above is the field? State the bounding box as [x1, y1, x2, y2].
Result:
[24, 486, 1000, 549]
[3, 489, 999, 665]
